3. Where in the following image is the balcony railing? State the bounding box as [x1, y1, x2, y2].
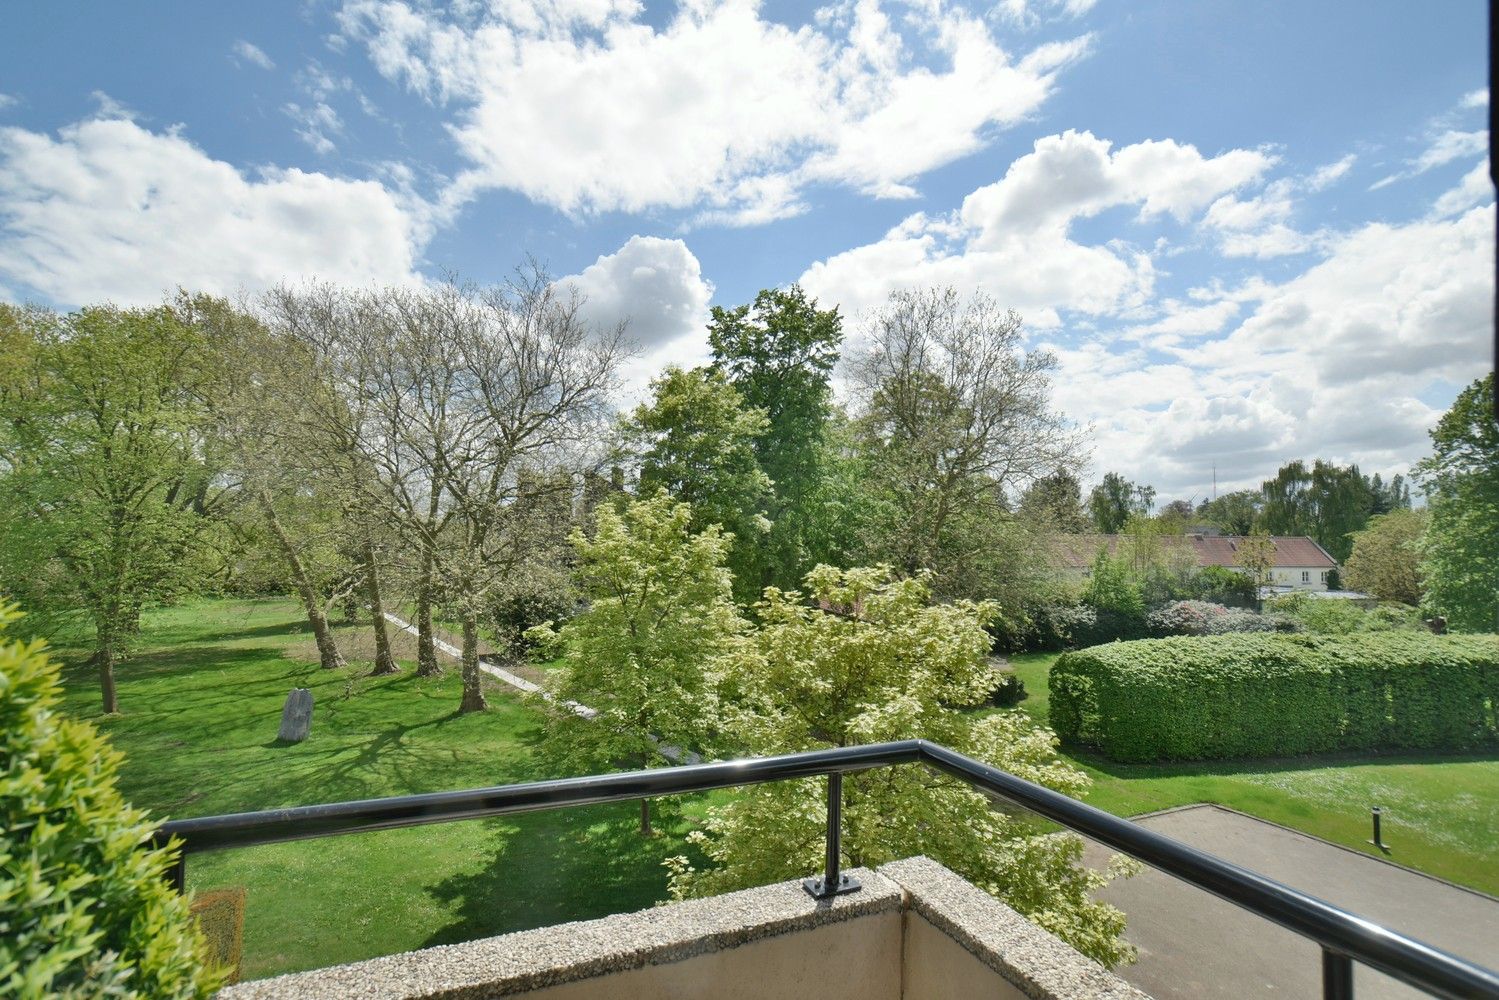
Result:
[156, 739, 1499, 1000]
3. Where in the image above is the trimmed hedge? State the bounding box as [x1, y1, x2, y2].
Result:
[1051, 632, 1499, 762]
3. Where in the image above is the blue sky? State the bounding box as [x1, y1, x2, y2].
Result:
[0, 0, 1491, 499]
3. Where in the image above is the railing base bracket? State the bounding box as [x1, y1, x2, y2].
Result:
[803, 874, 862, 899]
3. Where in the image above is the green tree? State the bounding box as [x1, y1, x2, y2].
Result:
[621, 366, 772, 600]
[1234, 530, 1276, 588]
[1260, 459, 1373, 561]
[1019, 469, 1090, 533]
[1416, 375, 1498, 631]
[1197, 489, 1261, 535]
[1081, 548, 1145, 620]
[0, 601, 222, 997]
[848, 289, 1083, 597]
[1343, 508, 1429, 605]
[1088, 472, 1154, 533]
[530, 495, 745, 833]
[0, 305, 226, 713]
[666, 566, 1136, 967]
[1366, 472, 1412, 515]
[708, 286, 842, 590]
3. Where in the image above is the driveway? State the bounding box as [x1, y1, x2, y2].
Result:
[1083, 804, 1499, 999]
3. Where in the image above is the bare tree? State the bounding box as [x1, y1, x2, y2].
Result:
[353, 273, 626, 711]
[255, 285, 403, 674]
[847, 287, 1085, 591]
[191, 293, 357, 672]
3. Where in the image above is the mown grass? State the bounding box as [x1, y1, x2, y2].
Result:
[55, 599, 702, 980]
[1006, 650, 1499, 896]
[53, 602, 1499, 979]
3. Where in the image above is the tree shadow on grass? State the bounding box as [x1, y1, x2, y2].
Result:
[419, 798, 711, 949]
[1071, 745, 1499, 782]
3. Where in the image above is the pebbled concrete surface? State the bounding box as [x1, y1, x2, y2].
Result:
[1081, 804, 1499, 1000]
[881, 857, 1150, 1000]
[217, 867, 901, 999]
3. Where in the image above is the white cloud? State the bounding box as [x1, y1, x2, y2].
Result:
[559, 235, 717, 404]
[994, 0, 1097, 29]
[1305, 153, 1356, 191]
[1073, 205, 1494, 496]
[0, 118, 425, 306]
[1412, 129, 1487, 173]
[232, 40, 276, 70]
[284, 101, 343, 154]
[1432, 161, 1493, 217]
[801, 129, 1272, 321]
[561, 235, 713, 350]
[336, 0, 1091, 220]
[0, 93, 17, 112]
[1369, 103, 1489, 190]
[90, 90, 138, 120]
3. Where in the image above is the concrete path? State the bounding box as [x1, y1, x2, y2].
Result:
[1083, 804, 1499, 999]
[381, 611, 595, 717]
[380, 611, 698, 763]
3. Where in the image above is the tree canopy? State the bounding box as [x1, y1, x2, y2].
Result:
[1416, 374, 1497, 631]
[666, 565, 1136, 967]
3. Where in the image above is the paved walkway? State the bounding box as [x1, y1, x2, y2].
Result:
[1083, 804, 1499, 999]
[380, 611, 698, 763]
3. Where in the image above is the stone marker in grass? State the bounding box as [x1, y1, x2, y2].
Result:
[277, 688, 313, 742]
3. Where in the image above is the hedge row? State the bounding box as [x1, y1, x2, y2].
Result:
[1050, 632, 1499, 762]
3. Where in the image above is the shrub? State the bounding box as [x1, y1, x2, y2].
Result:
[1268, 593, 1424, 636]
[1051, 632, 1499, 762]
[993, 602, 1150, 653]
[483, 569, 577, 657]
[0, 603, 221, 998]
[1146, 600, 1296, 637]
[1188, 565, 1259, 608]
[989, 672, 1027, 708]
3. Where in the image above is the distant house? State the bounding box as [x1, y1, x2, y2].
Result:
[1052, 533, 1340, 593]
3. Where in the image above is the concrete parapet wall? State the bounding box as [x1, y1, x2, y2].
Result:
[218, 857, 1147, 1000]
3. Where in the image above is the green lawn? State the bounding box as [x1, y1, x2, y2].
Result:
[1006, 651, 1499, 896]
[56, 599, 701, 981]
[53, 603, 1499, 980]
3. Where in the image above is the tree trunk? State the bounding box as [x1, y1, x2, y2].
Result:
[96, 623, 120, 715]
[458, 614, 487, 713]
[260, 492, 346, 670]
[639, 797, 653, 837]
[364, 544, 399, 676]
[415, 548, 441, 677]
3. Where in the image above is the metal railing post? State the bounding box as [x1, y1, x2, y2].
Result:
[1324, 948, 1354, 1000]
[153, 834, 186, 894]
[802, 771, 860, 899]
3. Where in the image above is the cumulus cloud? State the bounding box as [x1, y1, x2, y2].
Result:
[335, 0, 1091, 220]
[232, 40, 276, 70]
[0, 118, 425, 306]
[561, 235, 713, 350]
[1073, 204, 1494, 495]
[800, 129, 1272, 321]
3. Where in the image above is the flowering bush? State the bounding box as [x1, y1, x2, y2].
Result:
[1146, 600, 1294, 637]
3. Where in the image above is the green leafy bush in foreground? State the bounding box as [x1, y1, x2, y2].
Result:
[0, 603, 220, 998]
[1052, 632, 1499, 762]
